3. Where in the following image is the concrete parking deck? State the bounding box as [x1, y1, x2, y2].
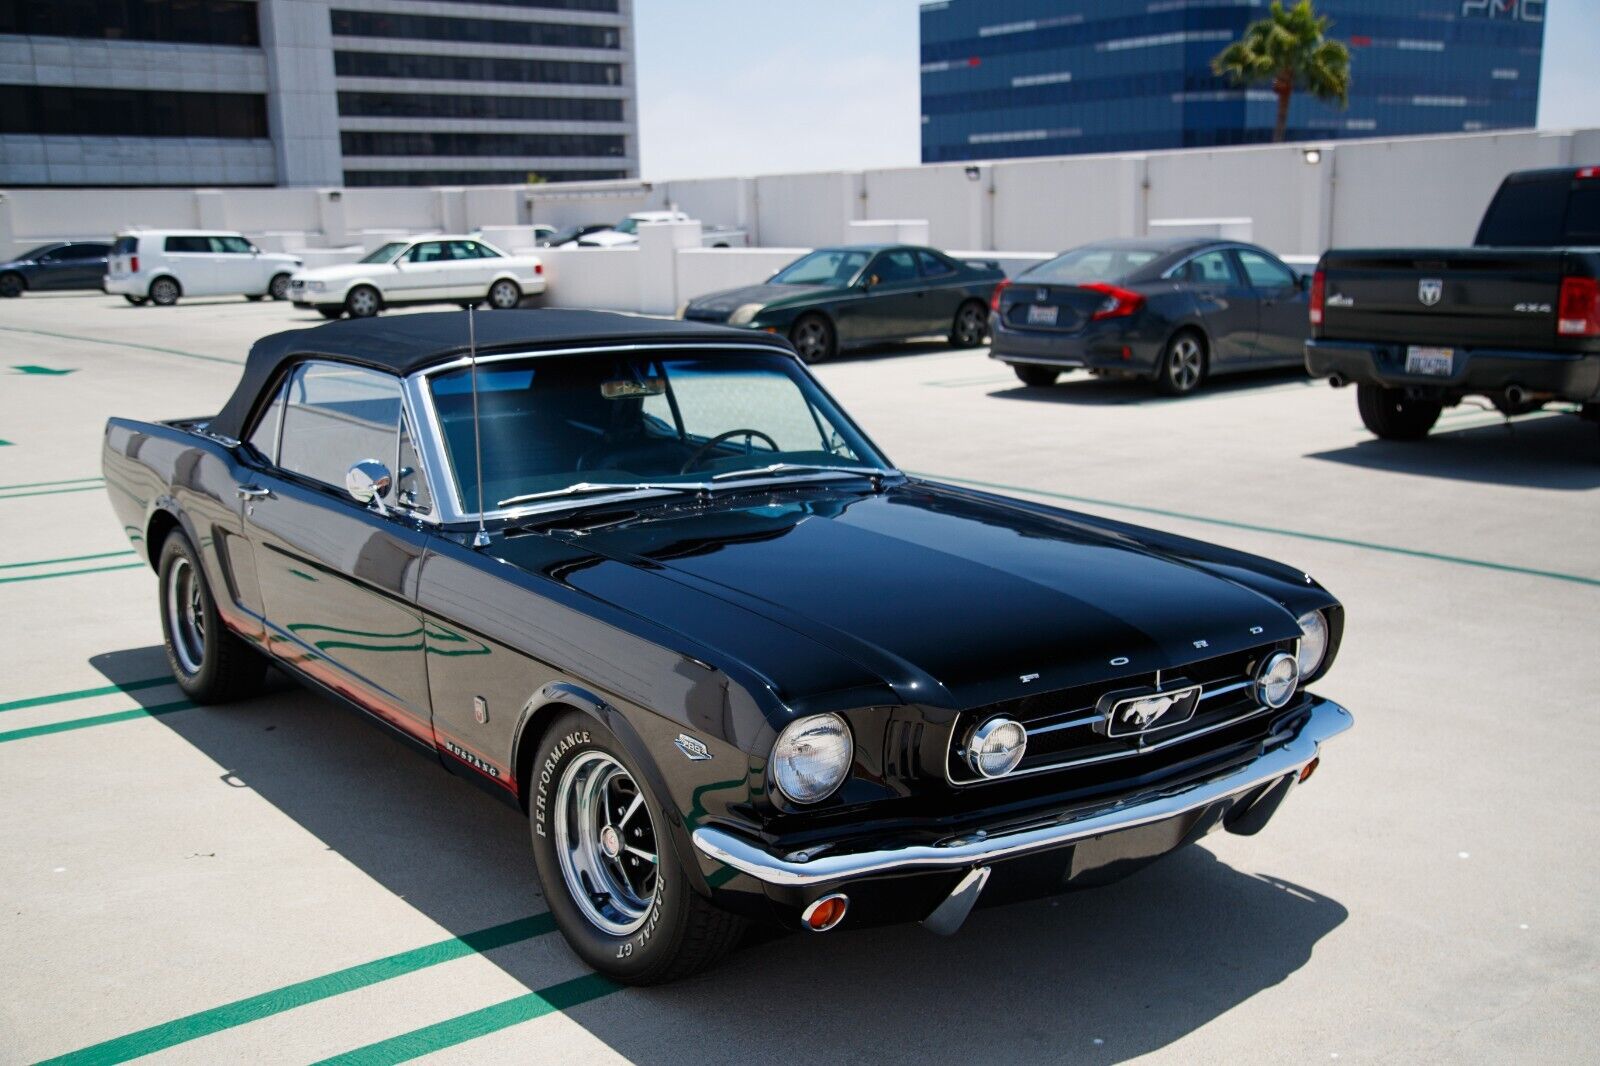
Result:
[1, 292, 1596, 1064]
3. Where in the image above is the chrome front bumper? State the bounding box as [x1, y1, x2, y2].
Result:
[693, 697, 1352, 889]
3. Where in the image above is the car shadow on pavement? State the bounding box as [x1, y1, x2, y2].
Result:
[1307, 412, 1600, 490]
[991, 367, 1313, 406]
[94, 646, 1346, 1063]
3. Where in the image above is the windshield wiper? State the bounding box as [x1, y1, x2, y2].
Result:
[496, 481, 697, 509]
[709, 463, 898, 483]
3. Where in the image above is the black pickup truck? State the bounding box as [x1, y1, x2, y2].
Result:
[1306, 166, 1600, 440]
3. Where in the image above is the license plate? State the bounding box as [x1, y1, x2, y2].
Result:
[1404, 345, 1454, 376]
[1026, 304, 1058, 326]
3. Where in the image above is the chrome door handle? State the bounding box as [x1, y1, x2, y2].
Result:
[236, 485, 272, 500]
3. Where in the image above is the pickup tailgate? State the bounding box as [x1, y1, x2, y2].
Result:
[1317, 248, 1584, 350]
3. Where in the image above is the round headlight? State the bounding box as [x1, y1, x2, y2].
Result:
[727, 302, 764, 326]
[1254, 651, 1301, 710]
[964, 717, 1028, 779]
[1297, 610, 1329, 678]
[771, 713, 852, 804]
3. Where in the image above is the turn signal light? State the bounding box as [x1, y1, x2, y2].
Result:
[990, 278, 1012, 312]
[802, 894, 849, 932]
[1299, 757, 1320, 784]
[1309, 269, 1326, 326]
[1082, 282, 1144, 320]
[1557, 276, 1600, 336]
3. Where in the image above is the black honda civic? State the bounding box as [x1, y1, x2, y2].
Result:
[990, 237, 1311, 395]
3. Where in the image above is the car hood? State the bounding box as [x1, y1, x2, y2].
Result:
[512, 482, 1305, 711]
[687, 283, 812, 314]
[294, 262, 389, 282]
[577, 230, 635, 247]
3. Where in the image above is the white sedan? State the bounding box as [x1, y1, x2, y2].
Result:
[289, 236, 545, 319]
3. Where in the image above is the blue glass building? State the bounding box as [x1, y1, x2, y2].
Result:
[920, 0, 1545, 163]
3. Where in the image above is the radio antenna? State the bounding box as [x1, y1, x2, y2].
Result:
[468, 304, 489, 547]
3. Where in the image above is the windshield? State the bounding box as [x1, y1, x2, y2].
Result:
[614, 218, 640, 235]
[1022, 246, 1160, 285]
[427, 350, 888, 512]
[360, 242, 407, 264]
[770, 249, 870, 286]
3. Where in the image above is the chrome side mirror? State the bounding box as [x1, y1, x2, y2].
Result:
[346, 460, 392, 506]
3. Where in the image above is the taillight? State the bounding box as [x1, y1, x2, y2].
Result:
[1576, 166, 1600, 180]
[989, 277, 1011, 312]
[1082, 282, 1144, 320]
[1557, 275, 1600, 336]
[1309, 269, 1326, 326]
[534, 262, 544, 275]
[130, 255, 139, 273]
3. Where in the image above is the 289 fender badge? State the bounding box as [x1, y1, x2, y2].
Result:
[674, 733, 711, 761]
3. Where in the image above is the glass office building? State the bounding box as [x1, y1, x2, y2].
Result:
[920, 0, 1545, 163]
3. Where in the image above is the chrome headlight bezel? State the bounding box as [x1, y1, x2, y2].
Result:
[727, 302, 765, 326]
[770, 713, 853, 805]
[1253, 651, 1301, 710]
[1296, 610, 1330, 679]
[964, 716, 1028, 779]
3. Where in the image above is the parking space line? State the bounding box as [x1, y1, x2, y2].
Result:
[0, 325, 243, 366]
[0, 476, 102, 492]
[921, 472, 1600, 588]
[0, 676, 171, 714]
[0, 698, 195, 743]
[313, 973, 619, 1066]
[38, 914, 559, 1066]
[0, 549, 136, 571]
[0, 484, 106, 502]
[0, 561, 143, 584]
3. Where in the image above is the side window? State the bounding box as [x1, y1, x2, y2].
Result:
[869, 250, 919, 284]
[475, 242, 502, 259]
[1235, 249, 1296, 291]
[246, 378, 289, 463]
[164, 236, 209, 253]
[396, 410, 433, 514]
[447, 240, 486, 260]
[277, 362, 402, 491]
[1186, 251, 1239, 286]
[60, 244, 107, 260]
[212, 236, 255, 254]
[408, 242, 447, 263]
[917, 250, 955, 277]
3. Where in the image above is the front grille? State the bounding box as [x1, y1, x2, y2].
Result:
[683, 308, 730, 324]
[945, 641, 1294, 787]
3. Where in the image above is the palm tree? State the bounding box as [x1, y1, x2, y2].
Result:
[1211, 0, 1351, 143]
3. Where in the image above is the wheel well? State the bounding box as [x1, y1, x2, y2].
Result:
[513, 699, 579, 811]
[145, 510, 181, 571]
[491, 275, 521, 291]
[149, 274, 181, 296]
[1167, 325, 1209, 366]
[1, 270, 26, 290]
[347, 283, 383, 307]
[790, 310, 832, 335]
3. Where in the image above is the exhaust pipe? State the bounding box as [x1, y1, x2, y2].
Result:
[1327, 372, 1348, 389]
[1505, 384, 1526, 407]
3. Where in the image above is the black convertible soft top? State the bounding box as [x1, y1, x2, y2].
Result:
[209, 309, 793, 440]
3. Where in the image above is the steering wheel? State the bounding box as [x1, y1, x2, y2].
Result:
[679, 428, 780, 474]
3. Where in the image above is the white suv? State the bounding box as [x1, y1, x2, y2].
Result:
[105, 230, 302, 307]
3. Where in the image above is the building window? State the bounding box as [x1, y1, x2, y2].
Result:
[418, 0, 618, 9]
[340, 130, 625, 158]
[330, 9, 619, 50]
[343, 169, 629, 187]
[334, 50, 621, 86]
[336, 92, 623, 123]
[0, 84, 268, 138]
[0, 0, 260, 47]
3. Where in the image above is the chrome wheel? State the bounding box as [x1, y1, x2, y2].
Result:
[269, 273, 291, 301]
[790, 316, 831, 362]
[150, 277, 179, 306]
[488, 279, 521, 309]
[952, 303, 986, 347]
[165, 556, 205, 676]
[347, 286, 380, 317]
[1167, 335, 1204, 393]
[553, 751, 659, 936]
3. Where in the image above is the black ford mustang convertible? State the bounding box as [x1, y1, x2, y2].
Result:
[103, 310, 1351, 983]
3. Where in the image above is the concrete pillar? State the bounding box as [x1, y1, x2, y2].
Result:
[259, 0, 341, 186]
[845, 219, 931, 245]
[195, 190, 227, 229]
[1312, 146, 1336, 256]
[318, 189, 347, 245]
[436, 189, 467, 233]
[636, 219, 701, 314]
[0, 193, 15, 259]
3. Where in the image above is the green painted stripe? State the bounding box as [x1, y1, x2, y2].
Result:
[0, 484, 105, 501]
[0, 698, 194, 744]
[0, 561, 143, 584]
[922, 472, 1600, 588]
[40, 914, 560, 1066]
[314, 973, 619, 1066]
[0, 676, 172, 714]
[12, 364, 76, 375]
[0, 325, 243, 366]
[0, 549, 136, 571]
[0, 476, 102, 491]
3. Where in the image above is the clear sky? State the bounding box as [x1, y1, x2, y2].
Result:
[633, 0, 1600, 182]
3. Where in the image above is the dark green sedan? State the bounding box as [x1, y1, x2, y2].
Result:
[678, 244, 1006, 361]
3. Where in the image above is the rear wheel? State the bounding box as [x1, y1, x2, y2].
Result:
[529, 712, 745, 984]
[488, 278, 522, 309]
[123, 294, 148, 307]
[0, 272, 24, 298]
[157, 532, 265, 704]
[268, 273, 292, 301]
[789, 313, 835, 363]
[345, 284, 381, 318]
[1155, 330, 1206, 396]
[1356, 384, 1442, 441]
[949, 300, 988, 348]
[1013, 365, 1059, 387]
[148, 276, 180, 306]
